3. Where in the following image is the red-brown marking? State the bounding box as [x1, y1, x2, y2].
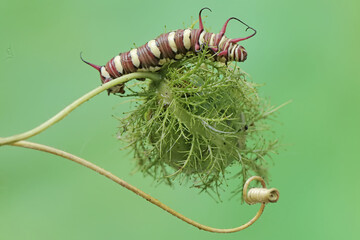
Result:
[138, 44, 159, 68]
[157, 33, 175, 59]
[174, 29, 187, 54]
[190, 29, 201, 51]
[105, 57, 119, 78]
[121, 52, 137, 74]
[203, 32, 213, 45]
[213, 33, 223, 48]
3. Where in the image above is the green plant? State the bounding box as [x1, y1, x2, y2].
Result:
[118, 49, 283, 198]
[0, 48, 284, 233]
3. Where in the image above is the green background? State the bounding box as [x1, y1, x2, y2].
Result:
[1, 0, 359, 239]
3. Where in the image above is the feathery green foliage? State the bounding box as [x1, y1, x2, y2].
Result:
[117, 49, 280, 198]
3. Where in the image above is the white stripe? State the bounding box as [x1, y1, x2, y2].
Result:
[235, 47, 239, 61]
[218, 36, 227, 49]
[240, 48, 244, 61]
[199, 31, 206, 45]
[101, 67, 111, 79]
[223, 41, 230, 53]
[168, 32, 177, 52]
[209, 33, 215, 46]
[130, 49, 140, 67]
[148, 40, 161, 58]
[230, 45, 237, 60]
[114, 55, 123, 73]
[183, 29, 191, 50]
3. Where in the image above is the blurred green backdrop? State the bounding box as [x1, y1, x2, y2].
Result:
[1, 0, 359, 239]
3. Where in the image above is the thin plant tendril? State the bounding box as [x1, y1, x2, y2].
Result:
[6, 139, 276, 233]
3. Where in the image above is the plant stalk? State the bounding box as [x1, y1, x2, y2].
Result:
[8, 139, 265, 233]
[0, 72, 161, 146]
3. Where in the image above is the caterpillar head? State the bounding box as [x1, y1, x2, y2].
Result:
[80, 53, 125, 94]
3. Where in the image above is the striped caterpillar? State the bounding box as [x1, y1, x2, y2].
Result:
[81, 8, 256, 94]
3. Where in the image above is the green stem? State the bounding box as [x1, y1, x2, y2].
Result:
[8, 139, 266, 233]
[0, 72, 161, 146]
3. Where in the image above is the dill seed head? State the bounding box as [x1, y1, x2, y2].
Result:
[118, 50, 280, 198]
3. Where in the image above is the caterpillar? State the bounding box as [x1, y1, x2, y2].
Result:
[81, 8, 256, 95]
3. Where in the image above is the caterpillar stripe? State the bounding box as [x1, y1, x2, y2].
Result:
[81, 8, 256, 94]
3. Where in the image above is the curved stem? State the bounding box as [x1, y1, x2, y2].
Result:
[0, 72, 161, 146]
[8, 139, 265, 233]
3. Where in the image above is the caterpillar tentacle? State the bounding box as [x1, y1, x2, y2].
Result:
[82, 8, 256, 94]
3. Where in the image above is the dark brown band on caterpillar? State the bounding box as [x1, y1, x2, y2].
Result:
[204, 32, 213, 44]
[157, 33, 175, 59]
[190, 29, 201, 51]
[137, 45, 153, 68]
[121, 52, 137, 74]
[175, 29, 187, 54]
[108, 58, 120, 78]
[144, 44, 160, 66]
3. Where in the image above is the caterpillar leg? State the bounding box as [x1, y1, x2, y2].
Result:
[103, 78, 125, 95]
[195, 43, 207, 53]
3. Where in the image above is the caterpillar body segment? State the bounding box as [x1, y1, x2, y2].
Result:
[82, 8, 256, 94]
